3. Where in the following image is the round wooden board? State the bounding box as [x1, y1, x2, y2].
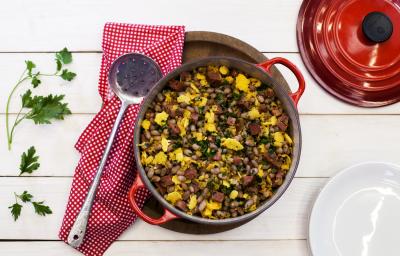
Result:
[141, 31, 291, 234]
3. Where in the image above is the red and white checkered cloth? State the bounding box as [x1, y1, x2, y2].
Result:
[59, 23, 185, 256]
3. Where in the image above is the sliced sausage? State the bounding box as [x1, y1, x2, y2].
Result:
[160, 175, 174, 187]
[184, 168, 198, 180]
[212, 191, 225, 203]
[271, 108, 282, 116]
[232, 156, 242, 165]
[242, 176, 254, 187]
[168, 122, 180, 135]
[262, 153, 282, 168]
[180, 71, 192, 82]
[168, 80, 186, 91]
[248, 123, 261, 136]
[175, 200, 188, 211]
[207, 71, 222, 84]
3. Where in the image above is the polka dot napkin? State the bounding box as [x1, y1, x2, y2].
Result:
[59, 23, 185, 256]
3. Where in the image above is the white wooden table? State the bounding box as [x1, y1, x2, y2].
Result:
[1, 0, 399, 255]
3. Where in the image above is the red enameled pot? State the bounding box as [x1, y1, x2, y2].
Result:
[129, 56, 305, 226]
[297, 0, 400, 107]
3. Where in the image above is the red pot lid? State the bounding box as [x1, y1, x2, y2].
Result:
[297, 0, 400, 107]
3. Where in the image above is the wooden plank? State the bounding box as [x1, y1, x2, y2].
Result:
[1, 114, 400, 177]
[0, 177, 323, 240]
[0, 0, 302, 52]
[0, 240, 309, 256]
[1, 53, 399, 115]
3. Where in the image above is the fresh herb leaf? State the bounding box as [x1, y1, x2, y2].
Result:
[221, 185, 233, 195]
[215, 137, 221, 147]
[25, 94, 72, 124]
[8, 203, 22, 221]
[19, 146, 40, 175]
[56, 59, 62, 71]
[60, 69, 76, 81]
[232, 92, 242, 100]
[31, 75, 41, 88]
[32, 201, 52, 216]
[198, 106, 205, 114]
[25, 60, 36, 76]
[18, 191, 33, 202]
[21, 90, 33, 108]
[56, 47, 72, 64]
[260, 136, 271, 144]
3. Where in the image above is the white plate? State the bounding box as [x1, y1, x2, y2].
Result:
[309, 162, 400, 256]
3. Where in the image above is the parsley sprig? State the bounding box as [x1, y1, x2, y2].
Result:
[9, 191, 52, 221]
[19, 146, 40, 175]
[5, 48, 76, 149]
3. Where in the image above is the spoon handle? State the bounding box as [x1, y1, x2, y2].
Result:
[67, 100, 130, 248]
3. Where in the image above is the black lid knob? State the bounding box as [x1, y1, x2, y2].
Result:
[362, 12, 393, 43]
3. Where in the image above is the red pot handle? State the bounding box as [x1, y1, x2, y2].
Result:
[128, 173, 179, 225]
[257, 57, 305, 106]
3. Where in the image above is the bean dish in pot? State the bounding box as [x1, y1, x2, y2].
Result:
[138, 65, 293, 219]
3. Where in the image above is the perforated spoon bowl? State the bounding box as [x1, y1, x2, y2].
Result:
[67, 53, 162, 248]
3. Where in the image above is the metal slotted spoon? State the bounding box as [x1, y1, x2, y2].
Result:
[67, 53, 162, 248]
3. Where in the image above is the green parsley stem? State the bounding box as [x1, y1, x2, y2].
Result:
[6, 69, 28, 150]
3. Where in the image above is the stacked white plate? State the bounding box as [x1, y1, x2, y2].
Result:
[309, 162, 400, 256]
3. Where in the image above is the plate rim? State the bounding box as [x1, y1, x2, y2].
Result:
[308, 161, 400, 255]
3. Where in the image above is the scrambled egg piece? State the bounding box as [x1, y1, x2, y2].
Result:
[219, 66, 229, 75]
[183, 109, 191, 119]
[257, 166, 264, 177]
[169, 148, 184, 162]
[248, 204, 257, 212]
[196, 73, 208, 86]
[222, 180, 230, 187]
[248, 107, 261, 119]
[196, 73, 206, 80]
[154, 111, 169, 126]
[141, 119, 151, 130]
[153, 152, 167, 165]
[204, 110, 217, 132]
[141, 151, 154, 166]
[229, 190, 238, 199]
[192, 132, 204, 141]
[187, 195, 197, 210]
[166, 191, 182, 205]
[202, 200, 222, 218]
[205, 111, 215, 123]
[161, 137, 169, 152]
[235, 74, 250, 92]
[177, 117, 189, 136]
[250, 78, 261, 87]
[281, 154, 292, 170]
[273, 132, 285, 147]
[284, 133, 293, 144]
[225, 76, 234, 84]
[205, 123, 217, 132]
[194, 97, 208, 107]
[177, 93, 191, 104]
[221, 138, 244, 151]
[172, 175, 181, 185]
[165, 92, 172, 103]
[190, 83, 200, 93]
[263, 116, 277, 126]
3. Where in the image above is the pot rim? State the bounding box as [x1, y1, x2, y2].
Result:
[133, 56, 302, 225]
